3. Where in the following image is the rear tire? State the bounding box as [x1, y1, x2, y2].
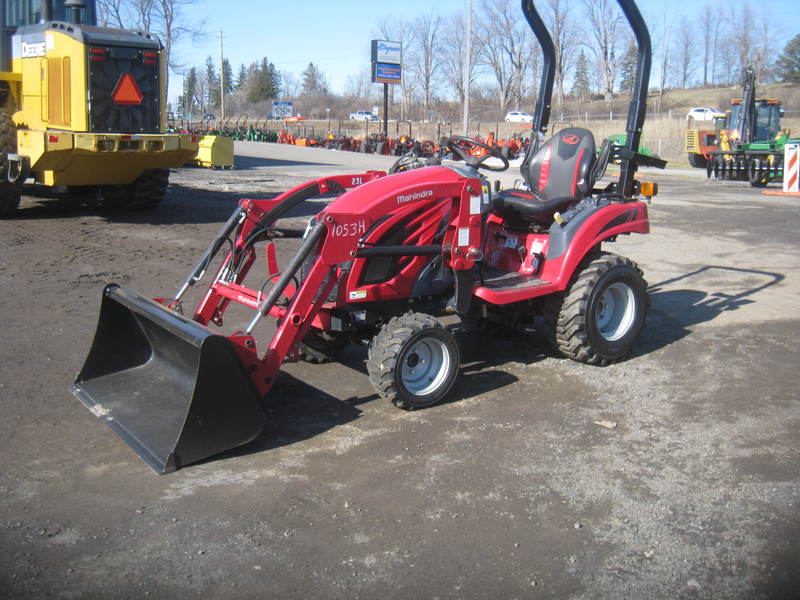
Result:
[0, 109, 22, 216]
[544, 253, 647, 365]
[99, 169, 169, 209]
[298, 330, 347, 364]
[687, 152, 707, 169]
[367, 313, 459, 410]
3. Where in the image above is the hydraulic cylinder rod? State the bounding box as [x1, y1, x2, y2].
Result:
[245, 220, 327, 334]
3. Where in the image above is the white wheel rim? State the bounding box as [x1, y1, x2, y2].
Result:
[595, 282, 637, 342]
[401, 337, 451, 396]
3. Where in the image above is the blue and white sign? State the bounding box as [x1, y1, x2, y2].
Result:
[371, 39, 402, 65]
[272, 101, 293, 118]
[373, 62, 402, 84]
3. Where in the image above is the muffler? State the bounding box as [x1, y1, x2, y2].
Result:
[70, 284, 264, 473]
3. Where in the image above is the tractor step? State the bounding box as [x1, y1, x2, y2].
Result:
[476, 266, 549, 292]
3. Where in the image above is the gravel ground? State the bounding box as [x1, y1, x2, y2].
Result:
[0, 142, 798, 599]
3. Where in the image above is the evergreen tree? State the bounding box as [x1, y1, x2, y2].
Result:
[300, 62, 328, 96]
[570, 50, 591, 99]
[776, 33, 800, 83]
[183, 67, 198, 114]
[246, 58, 280, 103]
[618, 42, 638, 92]
[264, 57, 281, 98]
[236, 63, 248, 91]
[222, 58, 234, 95]
[205, 56, 220, 107]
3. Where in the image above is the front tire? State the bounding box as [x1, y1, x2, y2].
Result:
[0, 109, 22, 216]
[367, 313, 460, 410]
[748, 158, 768, 188]
[544, 253, 647, 365]
[99, 168, 169, 209]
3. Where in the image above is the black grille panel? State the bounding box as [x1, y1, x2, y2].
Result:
[88, 45, 160, 133]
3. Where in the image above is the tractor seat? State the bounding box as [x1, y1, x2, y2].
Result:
[492, 127, 597, 225]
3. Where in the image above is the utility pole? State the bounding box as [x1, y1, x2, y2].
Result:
[462, 0, 472, 136]
[219, 30, 225, 119]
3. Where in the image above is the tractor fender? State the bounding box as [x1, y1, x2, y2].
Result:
[541, 200, 649, 289]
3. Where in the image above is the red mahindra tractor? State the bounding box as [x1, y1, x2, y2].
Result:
[71, 0, 665, 473]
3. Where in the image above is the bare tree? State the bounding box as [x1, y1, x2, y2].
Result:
[731, 5, 755, 72]
[581, 0, 622, 102]
[281, 71, 300, 98]
[650, 8, 674, 111]
[545, 0, 577, 111]
[96, 0, 127, 27]
[131, 0, 156, 31]
[374, 17, 412, 122]
[672, 16, 695, 88]
[97, 0, 204, 98]
[712, 4, 772, 84]
[475, 4, 513, 118]
[343, 68, 373, 102]
[748, 12, 775, 83]
[697, 3, 719, 86]
[156, 0, 204, 93]
[476, 0, 536, 118]
[438, 12, 478, 108]
[407, 10, 442, 114]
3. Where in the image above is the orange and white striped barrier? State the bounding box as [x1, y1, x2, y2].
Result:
[785, 143, 799, 194]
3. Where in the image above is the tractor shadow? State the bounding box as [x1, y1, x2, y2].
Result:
[211, 371, 366, 463]
[636, 265, 785, 355]
[750, 506, 800, 599]
[334, 325, 546, 405]
[220, 326, 546, 462]
[447, 325, 548, 402]
[8, 181, 335, 225]
[231, 155, 341, 170]
[10, 183, 250, 225]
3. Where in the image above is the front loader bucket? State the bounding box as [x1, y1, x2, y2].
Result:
[70, 284, 265, 474]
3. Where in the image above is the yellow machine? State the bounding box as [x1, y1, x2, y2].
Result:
[0, 0, 198, 214]
[188, 135, 235, 169]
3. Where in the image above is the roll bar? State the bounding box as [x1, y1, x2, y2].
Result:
[521, 0, 555, 150]
[521, 0, 655, 197]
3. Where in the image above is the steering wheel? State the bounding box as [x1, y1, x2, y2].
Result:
[446, 135, 509, 172]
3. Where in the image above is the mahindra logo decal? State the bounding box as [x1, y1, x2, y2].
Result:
[397, 190, 433, 204]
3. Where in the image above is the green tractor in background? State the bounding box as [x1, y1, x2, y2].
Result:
[702, 68, 798, 187]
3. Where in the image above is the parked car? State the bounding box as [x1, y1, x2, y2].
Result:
[350, 110, 379, 121]
[686, 107, 721, 121]
[504, 111, 534, 123]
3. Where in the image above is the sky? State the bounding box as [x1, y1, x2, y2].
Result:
[168, 0, 800, 105]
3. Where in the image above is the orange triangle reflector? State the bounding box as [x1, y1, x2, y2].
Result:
[112, 73, 144, 106]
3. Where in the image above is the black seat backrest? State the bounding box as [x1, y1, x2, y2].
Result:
[591, 138, 612, 184]
[521, 127, 597, 202]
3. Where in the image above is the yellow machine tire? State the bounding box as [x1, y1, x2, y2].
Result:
[99, 169, 169, 210]
[687, 152, 707, 169]
[0, 109, 22, 216]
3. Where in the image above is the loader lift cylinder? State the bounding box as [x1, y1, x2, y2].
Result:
[175, 208, 247, 301]
[246, 219, 327, 334]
